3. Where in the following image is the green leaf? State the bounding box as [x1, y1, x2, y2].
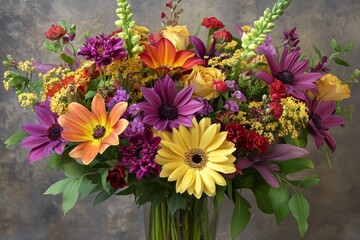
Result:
[166, 192, 188, 216]
[116, 185, 136, 196]
[46, 151, 73, 171]
[44, 41, 61, 53]
[85, 29, 91, 40]
[268, 181, 290, 224]
[60, 53, 75, 65]
[101, 169, 111, 194]
[284, 134, 307, 148]
[276, 158, 314, 174]
[288, 192, 310, 237]
[312, 45, 323, 59]
[93, 188, 116, 206]
[84, 90, 97, 100]
[233, 173, 254, 189]
[30, 79, 44, 93]
[343, 43, 353, 52]
[4, 130, 28, 148]
[63, 161, 91, 178]
[214, 186, 226, 212]
[79, 177, 97, 200]
[59, 20, 67, 29]
[8, 72, 28, 87]
[289, 173, 320, 189]
[135, 179, 169, 206]
[321, 147, 332, 168]
[62, 179, 80, 215]
[69, 24, 76, 32]
[44, 178, 73, 195]
[330, 39, 342, 52]
[252, 185, 273, 214]
[334, 57, 350, 67]
[231, 192, 251, 240]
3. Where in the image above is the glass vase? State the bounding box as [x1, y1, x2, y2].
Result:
[143, 197, 220, 240]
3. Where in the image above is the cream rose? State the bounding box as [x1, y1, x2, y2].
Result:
[316, 74, 351, 102]
[160, 25, 190, 51]
[182, 66, 226, 99]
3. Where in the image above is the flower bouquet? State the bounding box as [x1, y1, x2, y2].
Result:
[3, 0, 358, 239]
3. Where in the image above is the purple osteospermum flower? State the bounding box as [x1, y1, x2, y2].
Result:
[21, 99, 66, 163]
[138, 75, 203, 131]
[120, 129, 161, 180]
[256, 48, 323, 101]
[307, 98, 344, 152]
[78, 34, 126, 66]
[106, 87, 130, 109]
[237, 144, 309, 188]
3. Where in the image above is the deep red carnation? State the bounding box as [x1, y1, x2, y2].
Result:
[253, 135, 269, 153]
[269, 102, 284, 120]
[213, 29, 233, 42]
[225, 123, 248, 148]
[45, 25, 67, 40]
[270, 79, 286, 101]
[213, 80, 228, 92]
[201, 17, 225, 30]
[106, 166, 127, 189]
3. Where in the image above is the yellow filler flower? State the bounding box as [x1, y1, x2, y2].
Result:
[155, 118, 236, 199]
[58, 94, 129, 165]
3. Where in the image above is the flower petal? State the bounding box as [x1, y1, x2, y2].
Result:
[91, 94, 107, 125]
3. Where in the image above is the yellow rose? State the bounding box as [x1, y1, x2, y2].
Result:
[160, 25, 190, 51]
[316, 74, 351, 102]
[182, 65, 226, 99]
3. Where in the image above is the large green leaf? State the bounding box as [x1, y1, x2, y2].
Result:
[289, 173, 320, 189]
[288, 192, 310, 237]
[268, 181, 290, 224]
[214, 186, 226, 212]
[276, 158, 314, 174]
[62, 179, 80, 215]
[166, 192, 188, 216]
[44, 178, 73, 196]
[4, 130, 28, 148]
[63, 161, 91, 178]
[252, 185, 273, 214]
[231, 192, 251, 240]
[135, 179, 170, 206]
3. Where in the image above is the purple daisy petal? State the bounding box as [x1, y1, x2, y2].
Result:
[21, 136, 50, 148]
[322, 115, 345, 128]
[291, 60, 309, 75]
[140, 87, 162, 107]
[23, 123, 48, 136]
[35, 105, 56, 126]
[256, 71, 275, 84]
[263, 49, 280, 74]
[28, 144, 51, 163]
[173, 85, 194, 107]
[177, 100, 203, 115]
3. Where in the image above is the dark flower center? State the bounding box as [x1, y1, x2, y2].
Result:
[312, 113, 322, 129]
[159, 104, 178, 120]
[277, 70, 295, 85]
[185, 148, 208, 169]
[92, 125, 106, 139]
[47, 124, 62, 141]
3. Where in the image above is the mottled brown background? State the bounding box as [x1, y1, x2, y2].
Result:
[1, 0, 359, 239]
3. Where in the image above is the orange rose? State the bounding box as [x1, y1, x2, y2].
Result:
[160, 25, 190, 50]
[316, 74, 350, 102]
[182, 65, 226, 99]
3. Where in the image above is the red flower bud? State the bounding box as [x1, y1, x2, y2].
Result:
[106, 166, 127, 189]
[213, 29, 233, 42]
[45, 25, 67, 40]
[201, 17, 225, 30]
[270, 80, 286, 101]
[213, 80, 228, 92]
[269, 102, 284, 120]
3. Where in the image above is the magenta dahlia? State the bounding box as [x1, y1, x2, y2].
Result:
[257, 48, 323, 101]
[138, 75, 203, 131]
[78, 33, 126, 66]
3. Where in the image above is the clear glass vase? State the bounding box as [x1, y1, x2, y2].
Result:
[143, 197, 220, 240]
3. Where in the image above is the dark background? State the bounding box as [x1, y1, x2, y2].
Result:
[1, 0, 359, 239]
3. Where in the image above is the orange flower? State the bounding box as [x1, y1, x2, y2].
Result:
[139, 38, 205, 78]
[58, 94, 129, 164]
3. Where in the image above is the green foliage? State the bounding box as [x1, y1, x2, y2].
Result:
[60, 53, 75, 65]
[288, 192, 310, 237]
[230, 191, 251, 240]
[268, 181, 290, 223]
[135, 179, 170, 206]
[4, 130, 28, 148]
[289, 173, 320, 189]
[44, 41, 61, 53]
[166, 192, 189, 216]
[252, 185, 273, 214]
[213, 186, 226, 212]
[276, 158, 314, 174]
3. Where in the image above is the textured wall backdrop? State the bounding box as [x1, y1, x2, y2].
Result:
[1, 0, 360, 239]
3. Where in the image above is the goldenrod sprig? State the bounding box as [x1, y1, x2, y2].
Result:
[241, 0, 292, 61]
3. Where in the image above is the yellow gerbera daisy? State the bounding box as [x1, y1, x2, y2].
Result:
[155, 118, 236, 199]
[58, 94, 129, 165]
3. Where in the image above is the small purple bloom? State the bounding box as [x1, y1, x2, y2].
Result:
[256, 48, 323, 101]
[311, 56, 330, 73]
[31, 60, 58, 74]
[120, 129, 161, 180]
[21, 99, 66, 163]
[106, 87, 130, 109]
[232, 90, 247, 102]
[224, 99, 239, 112]
[78, 33, 126, 67]
[195, 97, 214, 117]
[282, 27, 300, 52]
[307, 98, 344, 152]
[225, 80, 236, 91]
[238, 144, 309, 188]
[138, 75, 203, 131]
[122, 115, 146, 138]
[255, 35, 277, 57]
[127, 103, 141, 117]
